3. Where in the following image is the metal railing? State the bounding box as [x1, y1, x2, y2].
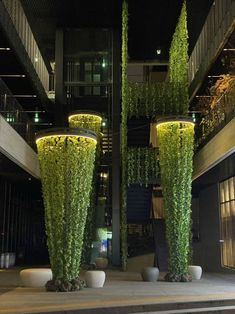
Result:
[2, 0, 49, 92]
[195, 79, 235, 147]
[0, 79, 35, 145]
[188, 0, 235, 87]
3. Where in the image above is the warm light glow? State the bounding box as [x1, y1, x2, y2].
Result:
[0, 74, 26, 77]
[0, 47, 11, 51]
[68, 113, 102, 122]
[36, 134, 97, 144]
[156, 120, 195, 129]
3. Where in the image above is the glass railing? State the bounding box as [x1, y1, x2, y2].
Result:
[0, 79, 35, 146]
[195, 78, 235, 148]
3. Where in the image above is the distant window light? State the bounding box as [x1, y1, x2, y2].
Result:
[34, 112, 39, 123]
[192, 113, 196, 122]
[156, 49, 161, 55]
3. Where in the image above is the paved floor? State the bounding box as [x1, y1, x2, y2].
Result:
[1, 269, 235, 313]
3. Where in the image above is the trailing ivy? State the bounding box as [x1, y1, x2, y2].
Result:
[69, 113, 102, 135]
[157, 121, 194, 281]
[156, 1, 195, 282]
[127, 82, 187, 118]
[121, 0, 128, 270]
[127, 147, 159, 186]
[169, 0, 189, 115]
[37, 134, 96, 291]
[68, 113, 102, 266]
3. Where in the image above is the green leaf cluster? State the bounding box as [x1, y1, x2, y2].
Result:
[157, 122, 194, 280]
[127, 82, 188, 118]
[68, 114, 102, 266]
[169, 0, 189, 114]
[121, 0, 128, 270]
[127, 147, 159, 186]
[69, 114, 102, 135]
[37, 135, 96, 282]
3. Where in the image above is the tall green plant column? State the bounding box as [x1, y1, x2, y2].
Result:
[36, 130, 96, 291]
[157, 119, 194, 282]
[68, 111, 102, 265]
[121, 0, 128, 270]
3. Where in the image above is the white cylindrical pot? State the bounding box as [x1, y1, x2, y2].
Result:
[4, 253, 10, 268]
[20, 268, 52, 287]
[0, 253, 5, 268]
[85, 270, 106, 288]
[188, 265, 202, 280]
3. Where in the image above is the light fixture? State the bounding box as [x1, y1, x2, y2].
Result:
[36, 128, 97, 144]
[0, 47, 11, 51]
[0, 74, 26, 78]
[34, 56, 39, 62]
[68, 111, 102, 122]
[12, 95, 37, 98]
[156, 116, 195, 129]
[34, 112, 39, 123]
[223, 48, 235, 51]
[102, 59, 106, 68]
[156, 49, 161, 55]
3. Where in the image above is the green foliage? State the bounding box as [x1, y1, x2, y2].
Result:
[37, 135, 96, 284]
[169, 0, 189, 114]
[157, 121, 194, 281]
[68, 113, 102, 266]
[127, 82, 188, 118]
[69, 114, 102, 134]
[127, 147, 159, 186]
[121, 0, 128, 270]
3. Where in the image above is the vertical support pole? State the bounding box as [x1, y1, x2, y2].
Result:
[111, 29, 121, 266]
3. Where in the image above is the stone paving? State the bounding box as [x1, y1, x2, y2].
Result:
[1, 269, 235, 313]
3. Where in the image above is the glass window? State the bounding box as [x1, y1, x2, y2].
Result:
[219, 176, 235, 269]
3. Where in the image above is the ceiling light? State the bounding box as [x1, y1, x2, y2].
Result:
[0, 47, 11, 51]
[223, 48, 235, 51]
[208, 75, 222, 78]
[0, 74, 26, 77]
[156, 49, 161, 55]
[12, 95, 37, 98]
[34, 56, 39, 62]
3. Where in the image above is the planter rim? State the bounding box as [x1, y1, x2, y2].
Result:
[35, 127, 97, 143]
[68, 110, 102, 120]
[156, 116, 194, 127]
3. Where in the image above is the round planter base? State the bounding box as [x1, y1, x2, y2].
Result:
[188, 265, 202, 280]
[85, 270, 106, 288]
[141, 267, 159, 282]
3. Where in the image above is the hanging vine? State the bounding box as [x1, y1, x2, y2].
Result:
[127, 147, 159, 186]
[169, 0, 189, 115]
[157, 1, 195, 282]
[68, 112, 102, 266]
[121, 0, 128, 270]
[157, 121, 194, 281]
[37, 132, 96, 291]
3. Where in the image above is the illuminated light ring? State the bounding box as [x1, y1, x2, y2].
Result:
[35, 127, 97, 144]
[68, 110, 102, 122]
[156, 116, 195, 129]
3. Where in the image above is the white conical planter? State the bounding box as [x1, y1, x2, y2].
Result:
[188, 265, 202, 280]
